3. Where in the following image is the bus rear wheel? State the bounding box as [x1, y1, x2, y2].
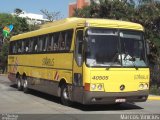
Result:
[17, 76, 22, 91]
[60, 84, 72, 106]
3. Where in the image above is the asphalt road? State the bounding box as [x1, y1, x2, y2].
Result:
[0, 75, 160, 120]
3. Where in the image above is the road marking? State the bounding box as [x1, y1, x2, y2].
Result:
[148, 96, 160, 101]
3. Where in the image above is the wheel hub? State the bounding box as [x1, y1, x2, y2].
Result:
[63, 88, 69, 100]
[18, 80, 21, 87]
[24, 80, 27, 88]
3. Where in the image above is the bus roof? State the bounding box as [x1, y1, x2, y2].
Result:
[10, 17, 144, 41]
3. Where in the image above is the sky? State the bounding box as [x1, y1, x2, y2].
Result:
[0, 0, 76, 18]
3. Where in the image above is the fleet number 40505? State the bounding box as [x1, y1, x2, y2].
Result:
[92, 76, 109, 80]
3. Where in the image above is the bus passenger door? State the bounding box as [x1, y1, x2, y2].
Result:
[72, 29, 83, 103]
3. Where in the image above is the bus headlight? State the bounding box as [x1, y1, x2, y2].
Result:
[91, 84, 96, 90]
[139, 83, 149, 90]
[139, 84, 144, 89]
[97, 84, 103, 90]
[143, 83, 148, 89]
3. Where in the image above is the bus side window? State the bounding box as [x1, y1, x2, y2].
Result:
[21, 40, 25, 53]
[38, 36, 46, 52]
[25, 39, 29, 53]
[28, 38, 33, 53]
[65, 29, 73, 51]
[59, 31, 66, 51]
[37, 37, 40, 52]
[54, 32, 60, 51]
[33, 37, 38, 52]
[17, 41, 22, 53]
[29, 38, 34, 53]
[38, 36, 41, 52]
[13, 42, 17, 54]
[47, 34, 54, 51]
[10, 41, 16, 54]
[39, 36, 46, 52]
[45, 35, 48, 52]
[75, 30, 83, 66]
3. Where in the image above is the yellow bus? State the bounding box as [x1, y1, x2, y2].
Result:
[8, 18, 150, 105]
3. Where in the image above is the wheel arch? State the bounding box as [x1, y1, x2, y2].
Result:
[16, 72, 20, 78]
[57, 78, 67, 97]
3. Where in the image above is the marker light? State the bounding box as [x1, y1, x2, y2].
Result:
[91, 84, 96, 90]
[97, 84, 103, 90]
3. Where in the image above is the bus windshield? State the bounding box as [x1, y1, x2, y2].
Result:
[85, 28, 147, 67]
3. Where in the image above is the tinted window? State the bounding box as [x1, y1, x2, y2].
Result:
[9, 29, 73, 54]
[47, 34, 54, 51]
[54, 32, 60, 51]
[65, 29, 73, 50]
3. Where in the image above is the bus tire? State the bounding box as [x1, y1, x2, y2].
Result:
[23, 77, 29, 93]
[60, 84, 72, 106]
[17, 76, 22, 91]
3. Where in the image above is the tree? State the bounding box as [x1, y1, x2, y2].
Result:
[40, 9, 62, 21]
[0, 13, 38, 36]
[74, 0, 135, 19]
[14, 8, 23, 15]
[0, 42, 8, 73]
[0, 13, 39, 73]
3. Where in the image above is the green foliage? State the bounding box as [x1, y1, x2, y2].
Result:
[73, 0, 135, 20]
[0, 13, 15, 27]
[0, 13, 39, 35]
[0, 13, 40, 72]
[0, 42, 9, 63]
[150, 84, 160, 95]
[14, 8, 23, 15]
[13, 16, 30, 35]
[0, 42, 9, 73]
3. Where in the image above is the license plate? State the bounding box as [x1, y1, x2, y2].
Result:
[115, 98, 126, 103]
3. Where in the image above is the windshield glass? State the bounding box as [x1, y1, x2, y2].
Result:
[120, 30, 146, 67]
[85, 28, 147, 67]
[86, 29, 121, 66]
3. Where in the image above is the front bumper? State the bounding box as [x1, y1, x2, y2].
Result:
[82, 90, 149, 104]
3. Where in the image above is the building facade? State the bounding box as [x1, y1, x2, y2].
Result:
[69, 0, 90, 17]
[12, 11, 49, 25]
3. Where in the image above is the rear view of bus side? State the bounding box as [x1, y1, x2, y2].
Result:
[8, 18, 150, 105]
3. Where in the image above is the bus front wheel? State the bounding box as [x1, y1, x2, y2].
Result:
[60, 84, 72, 106]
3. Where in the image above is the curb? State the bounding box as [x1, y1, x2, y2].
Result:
[148, 96, 160, 101]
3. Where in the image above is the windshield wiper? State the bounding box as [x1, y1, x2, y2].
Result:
[106, 52, 119, 70]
